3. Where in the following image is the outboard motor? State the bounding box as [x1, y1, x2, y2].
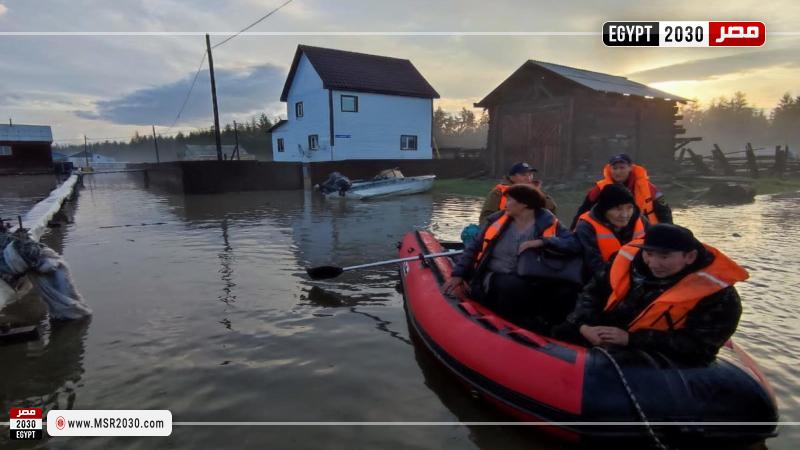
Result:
[318, 172, 352, 196]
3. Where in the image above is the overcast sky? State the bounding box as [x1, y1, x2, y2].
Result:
[1, 0, 798, 144]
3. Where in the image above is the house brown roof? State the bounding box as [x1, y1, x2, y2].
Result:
[279, 45, 440, 101]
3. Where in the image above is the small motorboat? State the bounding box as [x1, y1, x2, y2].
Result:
[399, 229, 779, 447]
[319, 169, 435, 200]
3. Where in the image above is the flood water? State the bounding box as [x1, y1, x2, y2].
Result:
[1, 172, 799, 449]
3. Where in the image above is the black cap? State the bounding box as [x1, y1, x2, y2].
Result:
[608, 153, 633, 165]
[634, 224, 701, 253]
[596, 184, 635, 212]
[508, 162, 537, 175]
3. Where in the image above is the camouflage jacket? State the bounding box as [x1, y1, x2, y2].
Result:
[560, 248, 742, 365]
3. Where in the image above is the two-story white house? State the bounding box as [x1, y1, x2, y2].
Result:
[270, 45, 440, 162]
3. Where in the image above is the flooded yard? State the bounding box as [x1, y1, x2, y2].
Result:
[1, 172, 798, 449]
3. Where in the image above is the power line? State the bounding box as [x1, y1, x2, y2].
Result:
[168, 51, 208, 131]
[166, 1, 293, 131]
[211, 0, 294, 49]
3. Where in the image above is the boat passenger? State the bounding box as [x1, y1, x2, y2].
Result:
[479, 162, 557, 226]
[575, 184, 648, 281]
[445, 184, 581, 330]
[555, 224, 746, 365]
[570, 153, 671, 229]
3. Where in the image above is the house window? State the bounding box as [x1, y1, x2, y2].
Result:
[0, 146, 11, 156]
[295, 102, 304, 118]
[341, 95, 358, 112]
[308, 135, 319, 150]
[277, 138, 285, 152]
[401, 135, 418, 151]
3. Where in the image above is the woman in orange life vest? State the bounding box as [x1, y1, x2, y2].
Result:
[478, 162, 557, 226]
[569, 153, 672, 230]
[575, 184, 648, 281]
[444, 184, 581, 330]
[554, 224, 746, 365]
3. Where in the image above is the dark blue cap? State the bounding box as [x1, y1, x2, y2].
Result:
[508, 162, 537, 175]
[608, 153, 633, 165]
[634, 224, 701, 253]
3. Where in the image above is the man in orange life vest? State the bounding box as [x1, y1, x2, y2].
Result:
[575, 184, 648, 281]
[479, 162, 557, 226]
[570, 154, 671, 230]
[555, 224, 746, 365]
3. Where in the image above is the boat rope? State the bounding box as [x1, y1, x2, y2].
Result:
[595, 346, 672, 450]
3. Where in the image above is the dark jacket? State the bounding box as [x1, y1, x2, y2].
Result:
[452, 209, 581, 295]
[570, 182, 672, 230]
[558, 247, 742, 365]
[479, 179, 558, 226]
[575, 205, 649, 281]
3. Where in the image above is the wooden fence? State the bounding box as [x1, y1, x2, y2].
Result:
[677, 143, 799, 178]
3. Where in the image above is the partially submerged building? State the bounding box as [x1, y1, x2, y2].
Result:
[475, 61, 689, 177]
[271, 45, 440, 162]
[0, 123, 54, 174]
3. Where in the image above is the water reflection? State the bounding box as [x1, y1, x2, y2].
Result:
[217, 218, 236, 331]
[0, 318, 90, 411]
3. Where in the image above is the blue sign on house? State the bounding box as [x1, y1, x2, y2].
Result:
[335, 134, 351, 138]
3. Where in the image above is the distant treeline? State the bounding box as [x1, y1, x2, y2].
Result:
[433, 107, 488, 149]
[55, 114, 277, 163]
[680, 92, 800, 154]
[54, 93, 799, 162]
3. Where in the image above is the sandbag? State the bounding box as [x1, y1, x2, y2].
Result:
[1, 234, 91, 320]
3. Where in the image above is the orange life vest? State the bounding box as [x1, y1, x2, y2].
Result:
[604, 241, 748, 332]
[495, 184, 510, 210]
[474, 213, 559, 267]
[596, 164, 659, 224]
[577, 212, 645, 262]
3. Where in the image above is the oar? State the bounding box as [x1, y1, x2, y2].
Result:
[306, 250, 463, 280]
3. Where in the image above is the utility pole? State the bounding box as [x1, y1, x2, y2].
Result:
[84, 135, 90, 168]
[151, 125, 161, 163]
[233, 120, 240, 160]
[206, 33, 223, 162]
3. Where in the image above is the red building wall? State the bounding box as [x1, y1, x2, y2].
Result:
[0, 141, 53, 173]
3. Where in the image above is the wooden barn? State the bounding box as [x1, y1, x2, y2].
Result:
[0, 123, 54, 174]
[475, 61, 689, 177]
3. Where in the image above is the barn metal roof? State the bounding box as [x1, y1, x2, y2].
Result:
[533, 61, 688, 101]
[0, 124, 53, 143]
[476, 60, 688, 107]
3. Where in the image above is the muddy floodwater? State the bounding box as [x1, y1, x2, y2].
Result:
[1, 172, 799, 449]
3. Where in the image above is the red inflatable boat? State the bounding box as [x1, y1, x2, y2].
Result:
[399, 230, 779, 446]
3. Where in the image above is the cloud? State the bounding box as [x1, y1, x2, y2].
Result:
[76, 63, 286, 126]
[0, 4, 7, 16]
[627, 48, 800, 83]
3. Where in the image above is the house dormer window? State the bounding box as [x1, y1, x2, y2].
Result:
[308, 134, 319, 150]
[341, 95, 358, 112]
[401, 135, 417, 151]
[295, 102, 304, 118]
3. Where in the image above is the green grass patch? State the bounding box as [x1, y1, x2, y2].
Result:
[752, 177, 800, 195]
[433, 178, 497, 197]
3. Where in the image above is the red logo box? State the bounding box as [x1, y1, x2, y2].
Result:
[10, 408, 43, 419]
[709, 22, 765, 46]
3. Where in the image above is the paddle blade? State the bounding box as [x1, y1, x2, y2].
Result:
[306, 265, 344, 280]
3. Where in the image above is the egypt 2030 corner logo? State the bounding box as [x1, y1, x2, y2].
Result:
[603, 21, 766, 47]
[9, 408, 43, 440]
